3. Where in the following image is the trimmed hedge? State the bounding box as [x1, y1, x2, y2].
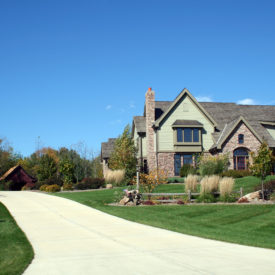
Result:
[221, 169, 251, 178]
[45, 184, 61, 192]
[74, 178, 105, 190]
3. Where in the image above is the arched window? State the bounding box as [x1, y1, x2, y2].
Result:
[234, 148, 249, 170]
[238, 134, 244, 144]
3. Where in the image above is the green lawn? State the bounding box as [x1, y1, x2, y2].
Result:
[55, 176, 275, 249]
[0, 202, 34, 275]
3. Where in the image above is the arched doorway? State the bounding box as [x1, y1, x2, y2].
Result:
[233, 148, 249, 170]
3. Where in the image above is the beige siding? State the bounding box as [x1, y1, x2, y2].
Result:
[133, 127, 140, 158]
[142, 136, 147, 158]
[158, 94, 215, 151]
[133, 126, 147, 158]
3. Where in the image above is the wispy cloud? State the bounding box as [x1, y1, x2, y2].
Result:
[237, 98, 257, 105]
[129, 101, 135, 109]
[110, 119, 122, 125]
[195, 96, 213, 102]
[105, 105, 112, 110]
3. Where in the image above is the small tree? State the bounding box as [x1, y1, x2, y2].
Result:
[108, 125, 137, 183]
[250, 142, 274, 199]
[37, 154, 58, 181]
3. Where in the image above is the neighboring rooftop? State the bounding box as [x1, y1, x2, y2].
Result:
[101, 138, 117, 160]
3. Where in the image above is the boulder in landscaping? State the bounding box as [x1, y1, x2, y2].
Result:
[238, 190, 261, 203]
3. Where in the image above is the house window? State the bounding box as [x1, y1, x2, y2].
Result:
[193, 128, 199, 142]
[175, 128, 201, 143]
[234, 148, 249, 170]
[174, 153, 193, 176]
[177, 128, 183, 142]
[238, 134, 244, 144]
[184, 128, 192, 142]
[183, 154, 193, 164]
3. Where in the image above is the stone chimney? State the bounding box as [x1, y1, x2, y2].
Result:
[145, 88, 157, 172]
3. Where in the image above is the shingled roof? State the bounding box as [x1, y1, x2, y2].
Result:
[101, 138, 117, 160]
[200, 102, 275, 148]
[136, 98, 275, 148]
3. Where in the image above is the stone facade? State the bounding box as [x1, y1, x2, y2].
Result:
[145, 88, 157, 172]
[220, 122, 261, 169]
[157, 153, 175, 177]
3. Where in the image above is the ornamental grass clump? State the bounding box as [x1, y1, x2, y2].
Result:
[208, 175, 220, 192]
[198, 176, 219, 203]
[105, 168, 125, 186]
[185, 175, 199, 192]
[219, 177, 234, 197]
[200, 175, 220, 194]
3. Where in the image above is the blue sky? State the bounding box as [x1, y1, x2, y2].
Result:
[0, 0, 275, 157]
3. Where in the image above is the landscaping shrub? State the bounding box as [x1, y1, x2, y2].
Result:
[177, 199, 184, 204]
[44, 176, 63, 186]
[21, 182, 35, 191]
[180, 164, 197, 177]
[185, 175, 199, 192]
[196, 193, 216, 203]
[74, 182, 86, 190]
[74, 178, 105, 190]
[82, 178, 105, 189]
[135, 169, 168, 194]
[254, 180, 275, 193]
[63, 183, 74, 191]
[34, 181, 44, 190]
[221, 169, 251, 178]
[39, 184, 49, 191]
[45, 184, 61, 192]
[105, 169, 125, 186]
[142, 200, 155, 205]
[198, 154, 229, 176]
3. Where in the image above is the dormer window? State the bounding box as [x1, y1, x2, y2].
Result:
[238, 134, 244, 144]
[173, 120, 203, 145]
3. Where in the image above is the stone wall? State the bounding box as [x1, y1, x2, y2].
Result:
[157, 152, 175, 177]
[145, 88, 157, 171]
[220, 122, 261, 169]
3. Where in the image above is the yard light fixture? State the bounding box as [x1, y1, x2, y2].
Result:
[136, 164, 140, 190]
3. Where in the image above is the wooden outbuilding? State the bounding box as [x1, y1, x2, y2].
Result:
[0, 165, 37, 191]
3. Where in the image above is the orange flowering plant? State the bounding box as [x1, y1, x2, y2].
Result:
[132, 168, 168, 193]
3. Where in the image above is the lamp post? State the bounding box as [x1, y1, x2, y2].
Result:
[136, 164, 140, 190]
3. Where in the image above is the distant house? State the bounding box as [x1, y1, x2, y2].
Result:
[101, 138, 117, 176]
[102, 88, 275, 177]
[0, 165, 37, 190]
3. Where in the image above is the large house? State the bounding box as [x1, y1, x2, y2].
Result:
[102, 88, 275, 177]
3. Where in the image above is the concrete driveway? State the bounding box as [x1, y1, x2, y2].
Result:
[1, 191, 275, 275]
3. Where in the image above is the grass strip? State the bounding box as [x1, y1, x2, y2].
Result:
[55, 184, 275, 249]
[0, 202, 34, 275]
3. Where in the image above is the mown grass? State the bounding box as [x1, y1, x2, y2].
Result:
[0, 202, 34, 275]
[55, 176, 275, 249]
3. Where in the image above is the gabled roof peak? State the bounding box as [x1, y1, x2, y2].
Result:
[153, 88, 217, 128]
